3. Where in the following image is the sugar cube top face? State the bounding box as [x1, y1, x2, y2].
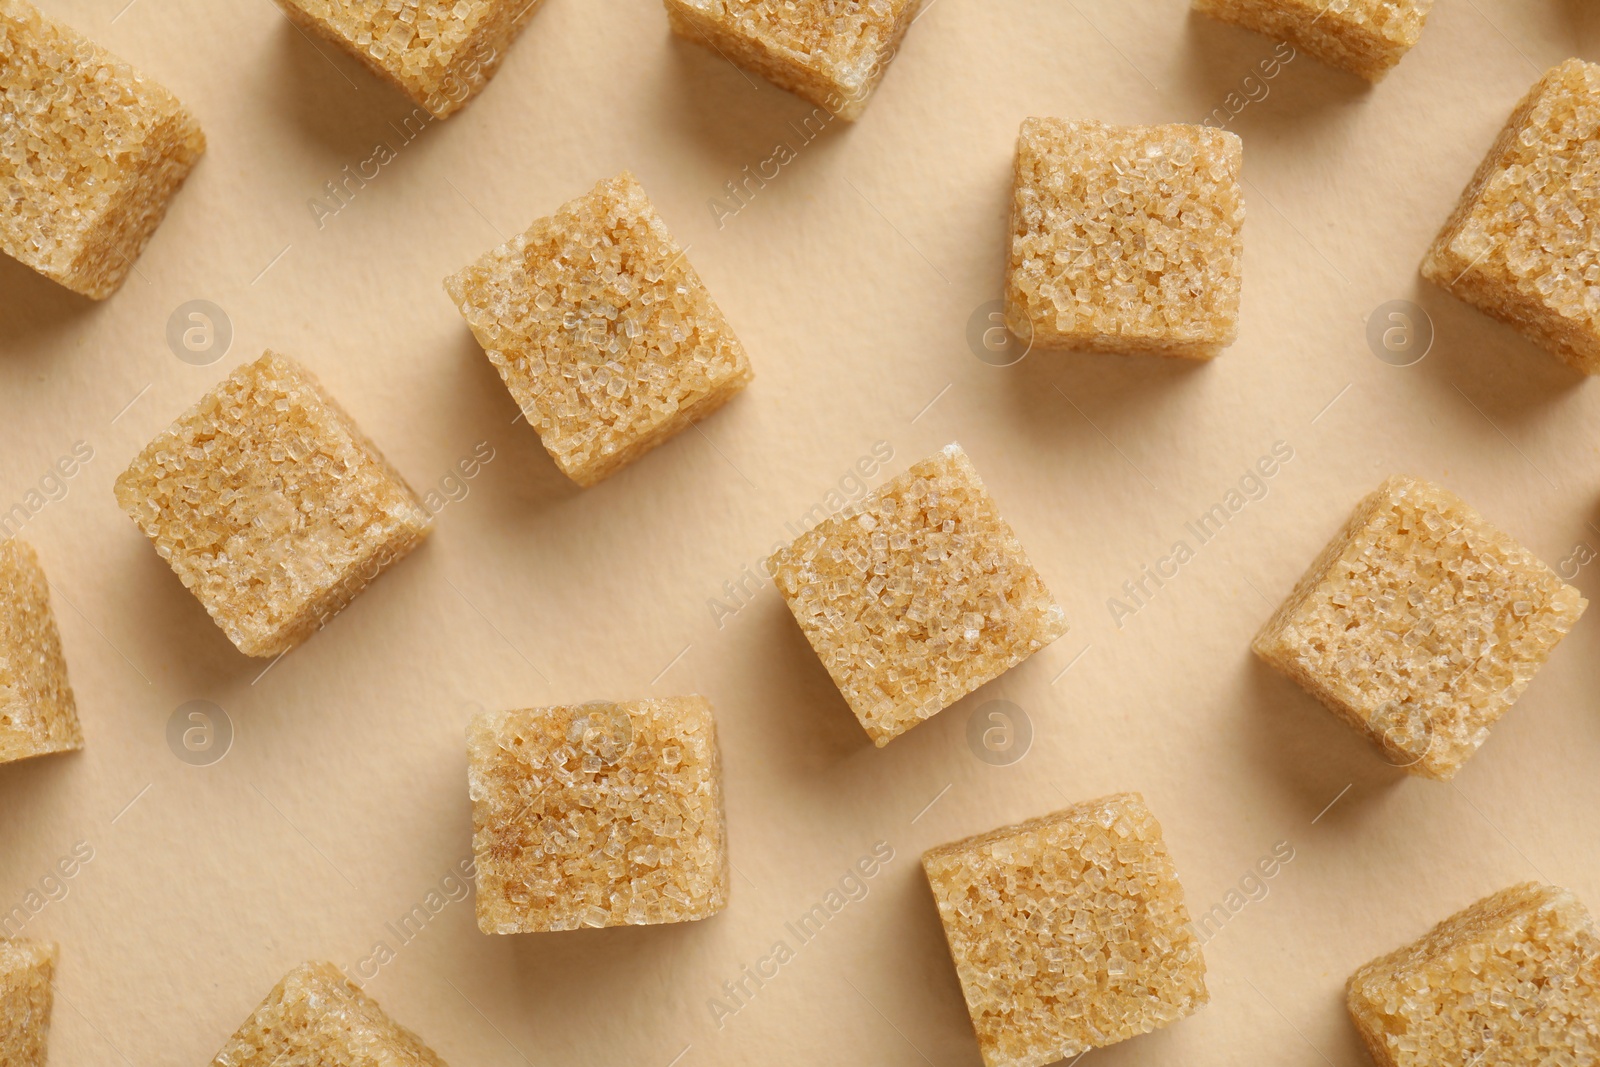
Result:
[272, 0, 544, 118]
[211, 961, 448, 1067]
[662, 0, 921, 120]
[469, 696, 730, 934]
[1348, 883, 1600, 1066]
[1193, 0, 1433, 81]
[446, 172, 753, 487]
[923, 794, 1208, 1067]
[1005, 118, 1245, 360]
[0, 0, 205, 299]
[0, 540, 82, 767]
[0, 939, 56, 1067]
[767, 444, 1066, 746]
[1422, 60, 1600, 374]
[114, 351, 432, 659]
[1254, 475, 1586, 780]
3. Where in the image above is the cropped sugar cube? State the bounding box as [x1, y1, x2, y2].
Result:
[923, 794, 1208, 1067]
[114, 351, 431, 659]
[0, 540, 82, 767]
[767, 444, 1066, 746]
[662, 0, 920, 120]
[272, 0, 544, 118]
[0, 0, 205, 299]
[211, 961, 447, 1067]
[1254, 475, 1585, 780]
[446, 172, 752, 487]
[469, 696, 729, 933]
[0, 939, 56, 1067]
[1347, 883, 1600, 1066]
[1193, 0, 1434, 81]
[1004, 118, 1244, 359]
[1422, 60, 1600, 374]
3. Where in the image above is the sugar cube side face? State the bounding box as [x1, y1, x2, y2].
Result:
[272, 0, 545, 118]
[469, 696, 730, 934]
[0, 0, 205, 299]
[445, 172, 753, 487]
[661, 0, 921, 120]
[1004, 118, 1244, 359]
[1253, 475, 1585, 780]
[211, 961, 448, 1067]
[0, 939, 57, 1067]
[767, 443, 1067, 746]
[922, 794, 1208, 1067]
[1192, 0, 1434, 81]
[113, 351, 432, 659]
[1347, 883, 1600, 1067]
[1422, 59, 1600, 374]
[0, 540, 82, 767]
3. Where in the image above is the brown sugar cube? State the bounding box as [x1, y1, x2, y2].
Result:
[469, 696, 729, 934]
[0, 540, 82, 767]
[1422, 59, 1600, 374]
[923, 794, 1208, 1067]
[662, 0, 920, 120]
[114, 351, 431, 659]
[0, 0, 205, 299]
[1193, 0, 1434, 81]
[211, 960, 448, 1067]
[1254, 475, 1585, 780]
[1004, 118, 1245, 359]
[445, 172, 753, 487]
[1347, 883, 1600, 1066]
[0, 939, 57, 1067]
[271, 0, 544, 119]
[767, 444, 1066, 747]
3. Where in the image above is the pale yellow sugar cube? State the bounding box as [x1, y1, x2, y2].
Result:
[272, 0, 545, 118]
[469, 696, 730, 933]
[0, 539, 82, 766]
[211, 961, 448, 1066]
[0, 0, 205, 298]
[114, 351, 431, 658]
[1347, 883, 1600, 1066]
[662, 0, 921, 120]
[1254, 475, 1585, 779]
[923, 794, 1208, 1067]
[768, 444, 1066, 746]
[446, 172, 752, 487]
[1193, 0, 1434, 81]
[1005, 118, 1244, 359]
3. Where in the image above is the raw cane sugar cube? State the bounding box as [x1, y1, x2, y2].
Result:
[0, 0, 205, 299]
[114, 351, 431, 659]
[211, 961, 447, 1067]
[1005, 118, 1244, 359]
[1347, 883, 1600, 1066]
[0, 539, 82, 767]
[1192, 0, 1433, 82]
[468, 696, 730, 933]
[0, 939, 56, 1067]
[272, 0, 543, 119]
[767, 444, 1066, 747]
[1254, 475, 1585, 780]
[445, 172, 752, 487]
[922, 794, 1208, 1067]
[662, 0, 920, 120]
[1422, 60, 1600, 374]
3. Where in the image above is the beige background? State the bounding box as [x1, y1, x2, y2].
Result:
[3, 0, 1600, 1064]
